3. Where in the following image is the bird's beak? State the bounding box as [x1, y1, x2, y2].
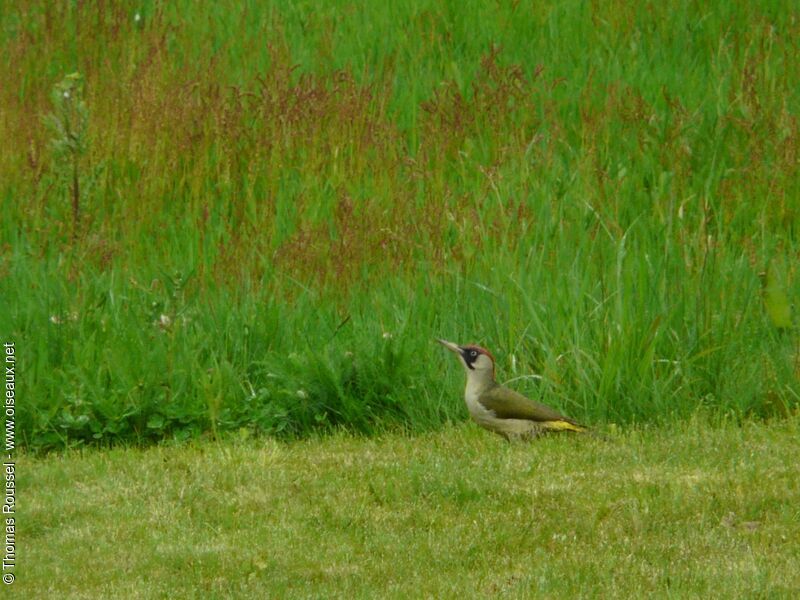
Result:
[436, 339, 462, 354]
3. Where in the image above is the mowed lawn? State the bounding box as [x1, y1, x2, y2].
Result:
[21, 419, 800, 598]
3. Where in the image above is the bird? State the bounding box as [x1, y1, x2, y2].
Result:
[437, 339, 588, 440]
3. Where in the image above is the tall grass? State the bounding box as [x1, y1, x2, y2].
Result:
[2, 1, 799, 450]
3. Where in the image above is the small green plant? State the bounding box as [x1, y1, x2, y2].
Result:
[45, 72, 88, 241]
[761, 260, 793, 331]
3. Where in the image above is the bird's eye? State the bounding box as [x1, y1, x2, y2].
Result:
[469, 350, 478, 357]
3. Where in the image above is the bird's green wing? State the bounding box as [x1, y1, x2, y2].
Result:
[479, 384, 579, 424]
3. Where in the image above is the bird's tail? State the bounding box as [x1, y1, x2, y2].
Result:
[543, 420, 612, 440]
[542, 420, 586, 433]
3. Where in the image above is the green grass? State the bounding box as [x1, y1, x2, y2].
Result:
[20, 419, 800, 597]
[2, 1, 800, 449]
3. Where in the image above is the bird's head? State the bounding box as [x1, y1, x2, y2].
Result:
[437, 339, 496, 380]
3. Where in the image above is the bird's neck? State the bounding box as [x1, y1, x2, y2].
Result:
[464, 369, 496, 400]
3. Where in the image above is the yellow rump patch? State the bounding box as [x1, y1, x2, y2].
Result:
[542, 420, 585, 433]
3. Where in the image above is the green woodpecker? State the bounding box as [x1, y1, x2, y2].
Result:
[437, 339, 587, 440]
